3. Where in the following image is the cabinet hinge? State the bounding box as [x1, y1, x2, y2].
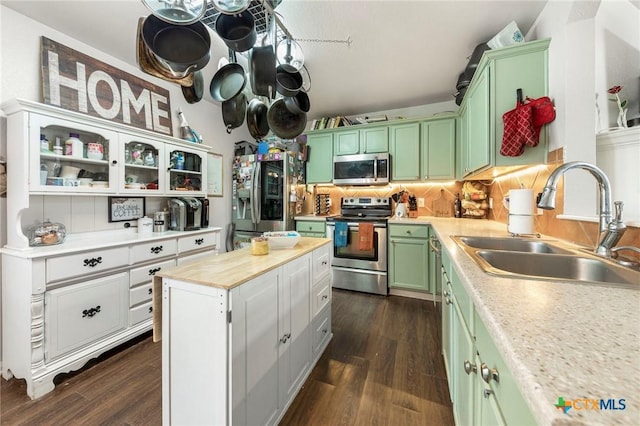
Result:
[227, 310, 232, 323]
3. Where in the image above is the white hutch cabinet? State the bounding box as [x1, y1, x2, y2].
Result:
[1, 99, 220, 399]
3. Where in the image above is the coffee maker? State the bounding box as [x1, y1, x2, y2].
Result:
[197, 197, 210, 228]
[168, 198, 202, 231]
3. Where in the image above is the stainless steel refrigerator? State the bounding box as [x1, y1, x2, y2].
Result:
[231, 151, 305, 249]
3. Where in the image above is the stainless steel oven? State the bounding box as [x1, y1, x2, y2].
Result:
[326, 197, 391, 295]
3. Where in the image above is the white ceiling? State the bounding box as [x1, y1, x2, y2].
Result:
[2, 0, 548, 119]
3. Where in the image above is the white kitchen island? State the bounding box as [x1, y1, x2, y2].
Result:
[153, 237, 332, 426]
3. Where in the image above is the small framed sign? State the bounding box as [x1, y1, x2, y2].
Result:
[108, 197, 146, 222]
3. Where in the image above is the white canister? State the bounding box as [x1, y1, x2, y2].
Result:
[137, 216, 153, 235]
[395, 203, 408, 218]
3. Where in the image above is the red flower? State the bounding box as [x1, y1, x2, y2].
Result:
[608, 85, 622, 94]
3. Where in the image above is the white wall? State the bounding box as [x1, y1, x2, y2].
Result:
[0, 5, 248, 249]
[528, 0, 640, 222]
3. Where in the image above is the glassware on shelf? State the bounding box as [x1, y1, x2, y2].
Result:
[143, 149, 156, 167]
[131, 143, 145, 165]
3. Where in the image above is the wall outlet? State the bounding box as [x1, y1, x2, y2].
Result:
[418, 198, 425, 207]
[489, 198, 494, 209]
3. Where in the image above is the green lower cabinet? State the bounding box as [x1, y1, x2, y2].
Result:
[388, 224, 432, 292]
[443, 257, 536, 426]
[295, 220, 326, 238]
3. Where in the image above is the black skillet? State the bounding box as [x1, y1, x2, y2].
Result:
[210, 49, 246, 103]
[181, 70, 204, 104]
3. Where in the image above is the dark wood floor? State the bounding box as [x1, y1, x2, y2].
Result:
[1, 290, 453, 425]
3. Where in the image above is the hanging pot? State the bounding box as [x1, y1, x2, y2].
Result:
[267, 98, 307, 139]
[283, 90, 310, 115]
[142, 14, 211, 78]
[222, 92, 247, 134]
[249, 14, 276, 98]
[246, 98, 270, 140]
[215, 12, 257, 53]
[181, 70, 204, 103]
[212, 0, 250, 15]
[275, 65, 303, 97]
[141, 0, 207, 25]
[210, 49, 247, 102]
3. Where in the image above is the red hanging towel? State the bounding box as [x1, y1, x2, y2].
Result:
[358, 222, 374, 251]
[500, 90, 536, 157]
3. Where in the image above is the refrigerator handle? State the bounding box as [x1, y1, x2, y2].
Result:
[251, 161, 261, 225]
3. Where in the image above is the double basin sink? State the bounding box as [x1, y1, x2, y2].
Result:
[452, 236, 639, 289]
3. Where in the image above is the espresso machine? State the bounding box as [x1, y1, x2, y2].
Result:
[168, 198, 202, 231]
[197, 197, 210, 228]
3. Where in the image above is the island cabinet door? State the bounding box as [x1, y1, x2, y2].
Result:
[278, 253, 312, 408]
[161, 279, 229, 426]
[230, 268, 281, 426]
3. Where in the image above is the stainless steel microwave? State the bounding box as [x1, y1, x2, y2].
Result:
[333, 153, 390, 185]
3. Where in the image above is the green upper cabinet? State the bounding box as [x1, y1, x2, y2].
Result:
[306, 132, 333, 184]
[333, 130, 360, 155]
[360, 127, 389, 153]
[389, 122, 421, 181]
[457, 38, 550, 180]
[333, 127, 388, 155]
[421, 117, 456, 180]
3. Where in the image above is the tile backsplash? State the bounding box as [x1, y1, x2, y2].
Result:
[301, 147, 639, 258]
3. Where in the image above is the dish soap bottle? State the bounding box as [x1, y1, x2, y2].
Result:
[454, 193, 463, 218]
[177, 108, 197, 143]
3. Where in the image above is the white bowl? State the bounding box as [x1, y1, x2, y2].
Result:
[262, 231, 301, 249]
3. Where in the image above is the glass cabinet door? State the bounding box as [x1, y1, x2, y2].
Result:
[30, 115, 119, 193]
[119, 134, 164, 194]
[165, 144, 207, 195]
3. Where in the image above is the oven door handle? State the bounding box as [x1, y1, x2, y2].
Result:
[327, 222, 387, 228]
[331, 266, 386, 276]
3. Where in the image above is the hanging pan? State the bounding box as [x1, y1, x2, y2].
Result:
[284, 90, 310, 114]
[267, 98, 306, 139]
[275, 64, 303, 97]
[222, 91, 247, 134]
[210, 49, 247, 102]
[142, 14, 211, 78]
[246, 97, 270, 140]
[212, 0, 250, 15]
[215, 12, 257, 53]
[141, 0, 207, 25]
[181, 70, 204, 103]
[249, 13, 276, 98]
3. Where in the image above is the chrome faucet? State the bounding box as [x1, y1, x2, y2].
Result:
[537, 161, 626, 257]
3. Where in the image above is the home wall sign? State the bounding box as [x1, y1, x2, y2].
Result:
[108, 197, 146, 222]
[41, 36, 173, 136]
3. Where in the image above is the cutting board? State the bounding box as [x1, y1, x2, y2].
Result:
[433, 190, 451, 217]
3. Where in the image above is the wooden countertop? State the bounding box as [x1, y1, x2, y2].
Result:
[152, 237, 331, 342]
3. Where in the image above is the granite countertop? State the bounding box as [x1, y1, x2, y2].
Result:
[392, 216, 640, 425]
[294, 214, 336, 221]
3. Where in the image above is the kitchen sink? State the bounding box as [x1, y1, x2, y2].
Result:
[454, 236, 572, 254]
[452, 236, 640, 288]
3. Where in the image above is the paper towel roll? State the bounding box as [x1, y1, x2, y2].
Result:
[507, 189, 535, 215]
[508, 214, 534, 235]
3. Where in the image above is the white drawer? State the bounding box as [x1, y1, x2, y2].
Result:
[45, 272, 129, 360]
[178, 232, 218, 254]
[47, 247, 129, 283]
[312, 275, 331, 317]
[312, 244, 330, 281]
[130, 282, 153, 307]
[130, 259, 176, 287]
[130, 239, 177, 264]
[130, 301, 153, 326]
[312, 305, 331, 355]
[176, 249, 215, 265]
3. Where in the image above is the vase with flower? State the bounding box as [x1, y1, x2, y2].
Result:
[608, 85, 628, 129]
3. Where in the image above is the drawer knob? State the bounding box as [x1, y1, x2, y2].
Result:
[406, 230, 412, 234]
[322, 328, 328, 334]
[82, 305, 101, 318]
[322, 295, 328, 300]
[481, 363, 500, 384]
[484, 389, 494, 398]
[148, 306, 153, 314]
[83, 257, 103, 267]
[148, 267, 161, 276]
[150, 246, 163, 254]
[463, 360, 477, 375]
[445, 297, 452, 305]
[195, 238, 204, 245]
[321, 260, 328, 265]
[148, 288, 153, 295]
